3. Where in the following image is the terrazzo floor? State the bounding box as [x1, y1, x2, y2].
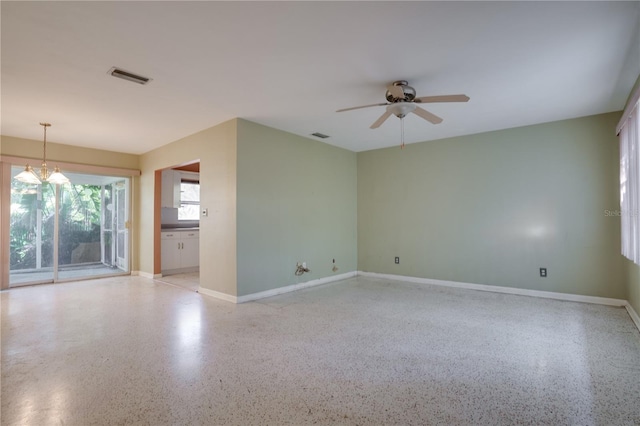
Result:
[155, 271, 200, 292]
[9, 264, 124, 286]
[2, 275, 640, 425]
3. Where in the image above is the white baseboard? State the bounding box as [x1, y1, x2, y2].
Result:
[198, 287, 238, 303]
[237, 271, 357, 303]
[626, 303, 640, 333]
[357, 271, 628, 307]
[132, 271, 161, 279]
[197, 271, 357, 304]
[167, 268, 640, 334]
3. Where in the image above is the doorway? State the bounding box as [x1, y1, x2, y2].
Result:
[155, 161, 200, 292]
[9, 167, 131, 286]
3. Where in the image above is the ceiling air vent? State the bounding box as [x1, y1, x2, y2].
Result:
[311, 132, 330, 139]
[108, 67, 152, 85]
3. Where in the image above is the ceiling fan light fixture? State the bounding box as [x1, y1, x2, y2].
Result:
[387, 102, 416, 118]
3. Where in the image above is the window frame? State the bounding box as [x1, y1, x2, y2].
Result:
[619, 97, 640, 265]
[178, 178, 200, 222]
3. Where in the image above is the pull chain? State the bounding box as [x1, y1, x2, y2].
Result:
[400, 117, 405, 149]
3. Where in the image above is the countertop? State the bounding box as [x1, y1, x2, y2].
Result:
[160, 227, 199, 232]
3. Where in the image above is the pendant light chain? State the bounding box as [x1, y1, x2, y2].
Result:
[42, 123, 48, 165]
[40, 122, 51, 180]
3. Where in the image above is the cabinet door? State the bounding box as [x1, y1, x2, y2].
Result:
[180, 232, 199, 269]
[161, 233, 181, 271]
[161, 170, 175, 208]
[161, 170, 182, 209]
[172, 172, 181, 208]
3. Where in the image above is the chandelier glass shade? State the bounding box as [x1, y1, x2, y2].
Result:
[14, 123, 69, 185]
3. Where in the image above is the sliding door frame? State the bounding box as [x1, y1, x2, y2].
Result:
[0, 162, 11, 289]
[0, 156, 140, 289]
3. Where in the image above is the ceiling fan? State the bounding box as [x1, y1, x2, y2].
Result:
[336, 80, 470, 129]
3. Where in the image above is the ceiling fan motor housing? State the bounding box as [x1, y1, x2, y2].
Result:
[386, 81, 416, 102]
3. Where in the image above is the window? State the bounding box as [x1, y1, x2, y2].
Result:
[178, 180, 200, 221]
[619, 99, 640, 265]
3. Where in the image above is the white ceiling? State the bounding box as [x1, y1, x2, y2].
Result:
[2, 1, 639, 154]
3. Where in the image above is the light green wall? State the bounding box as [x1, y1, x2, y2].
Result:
[624, 258, 640, 317]
[139, 120, 238, 295]
[236, 119, 357, 296]
[357, 112, 624, 299]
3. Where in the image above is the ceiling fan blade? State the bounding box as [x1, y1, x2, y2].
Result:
[387, 84, 405, 99]
[413, 106, 443, 124]
[415, 94, 470, 103]
[370, 110, 393, 129]
[336, 103, 389, 112]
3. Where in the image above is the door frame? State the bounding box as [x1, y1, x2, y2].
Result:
[153, 160, 200, 276]
[0, 156, 140, 288]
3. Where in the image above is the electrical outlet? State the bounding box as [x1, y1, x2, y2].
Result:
[540, 268, 547, 277]
[395, 257, 400, 264]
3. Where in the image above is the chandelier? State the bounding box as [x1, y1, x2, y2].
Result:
[14, 123, 70, 185]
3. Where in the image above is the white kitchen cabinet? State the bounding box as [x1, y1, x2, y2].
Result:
[161, 230, 199, 274]
[161, 169, 181, 208]
[161, 232, 181, 271]
[180, 231, 199, 269]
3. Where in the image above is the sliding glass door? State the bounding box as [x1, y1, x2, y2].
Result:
[9, 179, 55, 285]
[115, 181, 128, 270]
[9, 167, 130, 286]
